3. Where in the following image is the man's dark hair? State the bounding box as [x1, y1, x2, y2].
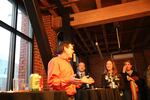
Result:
[124, 60, 134, 70]
[57, 41, 73, 54]
[124, 60, 132, 65]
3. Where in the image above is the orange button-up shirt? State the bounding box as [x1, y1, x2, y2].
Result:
[47, 56, 76, 96]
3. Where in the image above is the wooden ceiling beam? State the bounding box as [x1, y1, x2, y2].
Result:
[40, 0, 79, 15]
[39, 0, 58, 16]
[47, 0, 79, 9]
[40, 0, 49, 7]
[73, 38, 86, 53]
[70, 3, 80, 13]
[83, 28, 97, 51]
[70, 0, 150, 28]
[48, 9, 58, 16]
[130, 18, 144, 48]
[75, 30, 92, 54]
[68, 0, 80, 13]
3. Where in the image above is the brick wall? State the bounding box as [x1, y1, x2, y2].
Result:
[18, 15, 29, 80]
[42, 15, 57, 56]
[33, 15, 57, 90]
[33, 38, 48, 89]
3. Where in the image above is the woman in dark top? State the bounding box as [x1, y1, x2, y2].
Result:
[101, 59, 120, 89]
[121, 60, 143, 100]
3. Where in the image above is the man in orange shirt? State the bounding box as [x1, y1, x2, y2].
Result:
[47, 41, 94, 100]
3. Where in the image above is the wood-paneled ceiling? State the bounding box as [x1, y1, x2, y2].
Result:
[24, 0, 150, 58]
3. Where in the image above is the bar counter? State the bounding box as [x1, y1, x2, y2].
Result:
[0, 88, 123, 100]
[0, 91, 68, 100]
[75, 88, 123, 100]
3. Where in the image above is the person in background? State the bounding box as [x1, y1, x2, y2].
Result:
[76, 62, 95, 89]
[75, 62, 94, 100]
[47, 41, 92, 100]
[146, 65, 150, 100]
[121, 60, 143, 100]
[101, 59, 121, 89]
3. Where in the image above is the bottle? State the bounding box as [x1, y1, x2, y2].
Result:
[29, 73, 41, 91]
[86, 75, 90, 89]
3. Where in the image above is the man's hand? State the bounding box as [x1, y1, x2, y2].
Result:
[122, 65, 127, 73]
[69, 74, 82, 85]
[88, 77, 95, 84]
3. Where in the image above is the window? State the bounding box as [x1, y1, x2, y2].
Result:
[0, 0, 33, 91]
[14, 36, 32, 85]
[0, 28, 11, 91]
[0, 0, 12, 25]
[17, 9, 32, 38]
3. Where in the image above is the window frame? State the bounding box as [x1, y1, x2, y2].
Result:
[0, 1, 33, 91]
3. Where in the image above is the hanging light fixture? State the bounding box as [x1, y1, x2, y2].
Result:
[115, 26, 121, 50]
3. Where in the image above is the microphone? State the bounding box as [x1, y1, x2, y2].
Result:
[72, 53, 76, 62]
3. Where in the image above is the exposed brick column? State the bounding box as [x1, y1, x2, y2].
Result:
[42, 15, 57, 56]
[33, 15, 57, 90]
[33, 38, 48, 90]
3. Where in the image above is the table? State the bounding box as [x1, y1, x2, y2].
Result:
[0, 91, 68, 100]
[75, 88, 123, 100]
